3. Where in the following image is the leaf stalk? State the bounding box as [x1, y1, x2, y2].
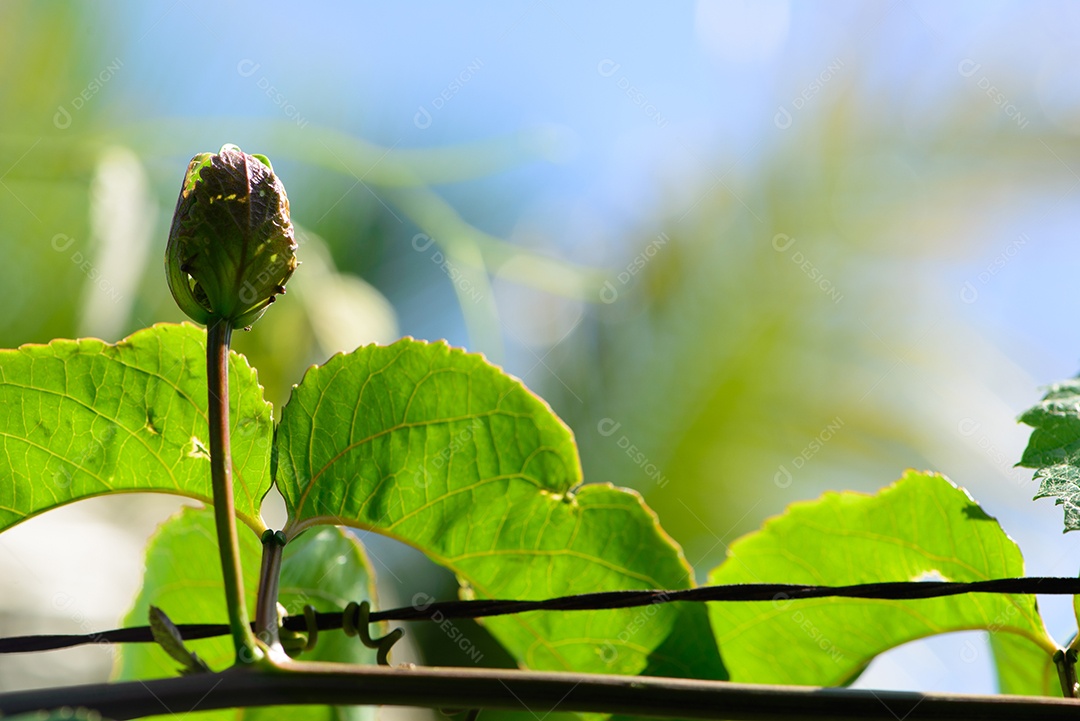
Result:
[206, 317, 261, 665]
[255, 530, 287, 652]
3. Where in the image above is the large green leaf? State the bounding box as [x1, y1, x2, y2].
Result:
[1018, 378, 1080, 532]
[275, 339, 725, 679]
[989, 633, 1061, 696]
[0, 323, 272, 533]
[708, 471, 1056, 689]
[114, 505, 378, 720]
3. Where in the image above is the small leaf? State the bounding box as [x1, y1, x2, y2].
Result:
[708, 471, 1057, 689]
[1019, 379, 1080, 467]
[1032, 465, 1080, 531]
[0, 323, 273, 535]
[114, 506, 378, 721]
[275, 339, 726, 679]
[148, 605, 210, 675]
[1018, 378, 1080, 532]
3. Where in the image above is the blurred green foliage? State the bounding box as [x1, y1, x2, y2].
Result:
[3, 0, 1079, 702]
[546, 100, 1080, 572]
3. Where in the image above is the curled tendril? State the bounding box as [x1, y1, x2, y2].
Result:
[280, 603, 322, 658]
[302, 604, 319, 652]
[342, 600, 404, 665]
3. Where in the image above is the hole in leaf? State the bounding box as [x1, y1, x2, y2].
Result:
[260, 484, 288, 530]
[911, 569, 948, 582]
[187, 436, 210, 461]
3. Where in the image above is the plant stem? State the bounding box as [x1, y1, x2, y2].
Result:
[206, 318, 260, 665]
[1055, 648, 1078, 698]
[2, 664, 1080, 720]
[254, 531, 285, 651]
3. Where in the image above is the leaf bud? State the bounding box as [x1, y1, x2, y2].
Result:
[165, 144, 297, 327]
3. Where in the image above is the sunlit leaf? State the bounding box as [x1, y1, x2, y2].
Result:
[708, 471, 1056, 689]
[0, 323, 272, 534]
[114, 506, 378, 720]
[275, 338, 725, 679]
[1019, 378, 1080, 532]
[990, 633, 1061, 697]
[148, 605, 210, 675]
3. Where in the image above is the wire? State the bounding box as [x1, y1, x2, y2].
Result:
[3, 576, 1078, 655]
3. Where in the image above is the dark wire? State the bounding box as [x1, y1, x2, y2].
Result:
[3, 576, 1078, 654]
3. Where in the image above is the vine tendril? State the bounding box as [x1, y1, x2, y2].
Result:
[342, 601, 404, 665]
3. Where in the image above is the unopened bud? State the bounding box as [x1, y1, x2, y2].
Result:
[165, 144, 297, 327]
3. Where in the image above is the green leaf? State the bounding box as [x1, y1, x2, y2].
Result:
[114, 506, 378, 720]
[0, 323, 272, 534]
[275, 339, 725, 679]
[990, 633, 1061, 696]
[1018, 379, 1080, 532]
[707, 470, 1056, 688]
[148, 605, 210, 675]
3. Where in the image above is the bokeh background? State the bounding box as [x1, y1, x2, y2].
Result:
[3, 0, 1080, 706]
